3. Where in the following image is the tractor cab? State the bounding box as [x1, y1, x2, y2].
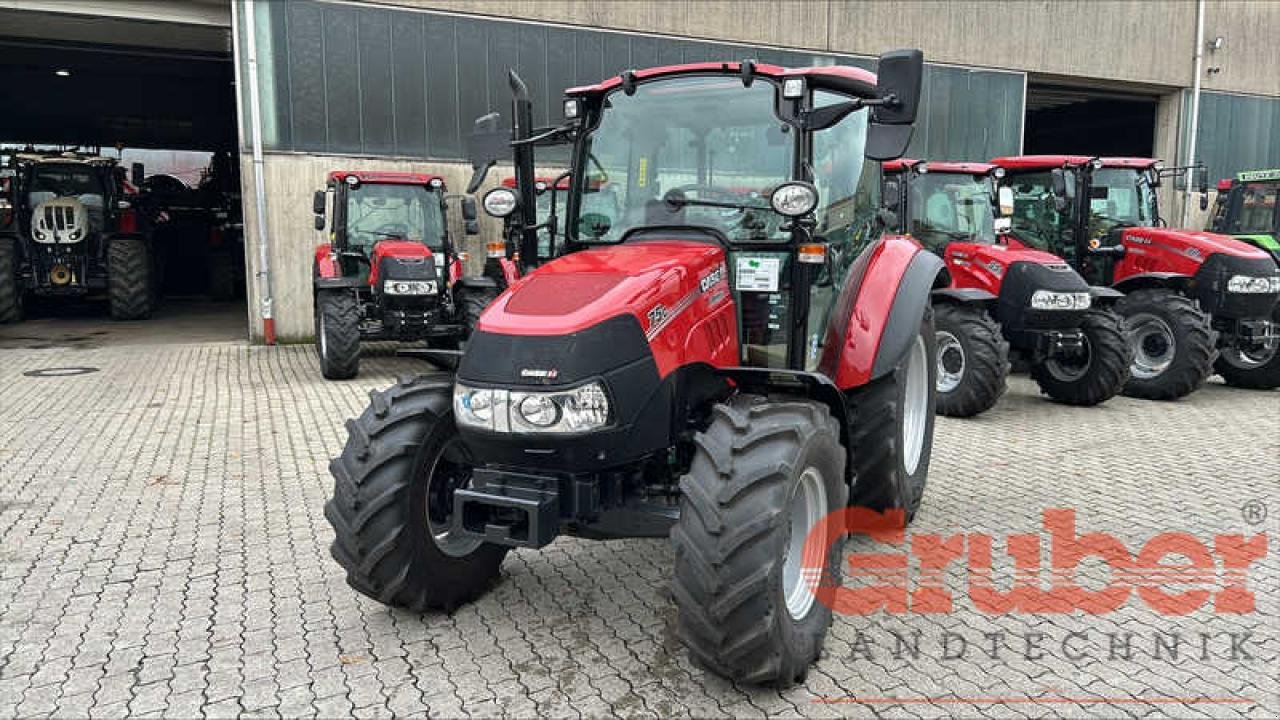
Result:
[1212, 169, 1280, 262]
[882, 159, 1001, 252]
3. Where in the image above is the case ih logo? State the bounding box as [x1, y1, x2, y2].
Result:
[985, 261, 1004, 277]
[802, 508, 1267, 616]
[699, 263, 726, 293]
[519, 368, 558, 379]
[647, 304, 669, 328]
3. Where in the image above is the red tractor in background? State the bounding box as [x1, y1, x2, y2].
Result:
[882, 159, 1130, 415]
[992, 156, 1280, 396]
[481, 174, 569, 290]
[327, 53, 944, 685]
[311, 170, 496, 379]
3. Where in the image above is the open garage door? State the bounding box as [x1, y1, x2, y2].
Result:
[1024, 83, 1159, 157]
[0, 7, 248, 347]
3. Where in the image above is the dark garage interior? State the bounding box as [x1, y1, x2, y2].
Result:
[0, 10, 246, 342]
[1023, 83, 1158, 157]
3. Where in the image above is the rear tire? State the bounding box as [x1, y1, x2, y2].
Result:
[847, 308, 936, 524]
[0, 236, 23, 323]
[108, 236, 152, 320]
[325, 375, 507, 611]
[1214, 305, 1280, 390]
[671, 396, 847, 686]
[1030, 308, 1132, 405]
[1115, 288, 1213, 400]
[932, 303, 1008, 417]
[315, 290, 361, 380]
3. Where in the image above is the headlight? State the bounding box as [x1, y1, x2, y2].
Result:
[769, 182, 819, 217]
[482, 188, 519, 218]
[1226, 275, 1280, 294]
[1029, 290, 1091, 311]
[69, 228, 82, 241]
[34, 229, 46, 241]
[383, 280, 436, 295]
[453, 381, 611, 434]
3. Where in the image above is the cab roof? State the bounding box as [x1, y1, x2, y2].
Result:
[882, 158, 996, 175]
[990, 155, 1159, 171]
[565, 61, 878, 99]
[327, 170, 446, 187]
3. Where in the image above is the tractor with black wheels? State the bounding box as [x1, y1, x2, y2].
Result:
[882, 159, 1131, 415]
[326, 52, 945, 686]
[0, 151, 155, 323]
[311, 171, 496, 379]
[481, 174, 570, 291]
[992, 156, 1280, 397]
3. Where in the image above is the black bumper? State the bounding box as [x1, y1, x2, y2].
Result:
[1192, 252, 1280, 320]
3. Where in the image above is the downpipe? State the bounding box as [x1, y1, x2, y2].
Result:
[1181, 0, 1206, 229]
[243, 0, 276, 344]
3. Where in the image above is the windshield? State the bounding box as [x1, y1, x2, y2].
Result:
[905, 172, 996, 252]
[573, 75, 794, 244]
[1088, 168, 1158, 238]
[28, 163, 106, 207]
[1006, 171, 1076, 259]
[1230, 181, 1278, 234]
[345, 183, 445, 251]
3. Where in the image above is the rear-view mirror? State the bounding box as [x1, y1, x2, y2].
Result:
[994, 217, 1012, 234]
[998, 186, 1015, 216]
[466, 112, 511, 193]
[1200, 193, 1209, 212]
[461, 196, 478, 222]
[130, 162, 144, 186]
[1050, 168, 1070, 212]
[866, 123, 914, 161]
[312, 190, 326, 216]
[314, 214, 325, 231]
[465, 219, 479, 236]
[871, 49, 923, 126]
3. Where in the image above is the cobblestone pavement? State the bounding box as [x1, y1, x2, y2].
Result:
[0, 333, 1276, 718]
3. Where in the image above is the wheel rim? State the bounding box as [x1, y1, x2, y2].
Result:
[902, 333, 929, 477]
[935, 330, 965, 393]
[1127, 312, 1176, 380]
[782, 467, 827, 621]
[423, 436, 482, 557]
[1045, 335, 1093, 382]
[1219, 337, 1278, 370]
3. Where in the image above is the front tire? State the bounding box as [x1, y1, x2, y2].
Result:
[0, 236, 23, 323]
[932, 303, 1008, 417]
[108, 236, 153, 320]
[1115, 288, 1214, 400]
[671, 397, 847, 686]
[315, 289, 361, 380]
[1029, 308, 1132, 405]
[847, 308, 936, 524]
[325, 375, 508, 611]
[1214, 305, 1280, 390]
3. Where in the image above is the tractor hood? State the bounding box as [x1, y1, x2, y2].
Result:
[368, 240, 433, 287]
[946, 240, 1068, 295]
[460, 240, 732, 385]
[1118, 227, 1271, 263]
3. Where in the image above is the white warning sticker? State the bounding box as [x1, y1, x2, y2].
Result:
[735, 256, 781, 292]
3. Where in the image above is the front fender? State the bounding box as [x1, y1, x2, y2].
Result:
[1112, 272, 1192, 294]
[1088, 285, 1125, 306]
[819, 234, 945, 389]
[931, 287, 997, 305]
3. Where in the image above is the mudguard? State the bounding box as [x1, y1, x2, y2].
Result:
[314, 244, 341, 280]
[818, 234, 944, 389]
[931, 287, 997, 305]
[1088, 285, 1125, 305]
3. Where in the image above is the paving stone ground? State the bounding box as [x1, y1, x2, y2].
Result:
[0, 317, 1276, 718]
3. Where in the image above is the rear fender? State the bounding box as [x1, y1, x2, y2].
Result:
[931, 287, 997, 306]
[1112, 272, 1192, 295]
[1088, 285, 1125, 307]
[314, 243, 341, 280]
[818, 234, 945, 389]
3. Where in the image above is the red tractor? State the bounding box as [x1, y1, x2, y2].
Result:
[311, 170, 495, 379]
[326, 53, 944, 685]
[481, 174, 569, 290]
[992, 156, 1280, 396]
[881, 159, 1131, 415]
